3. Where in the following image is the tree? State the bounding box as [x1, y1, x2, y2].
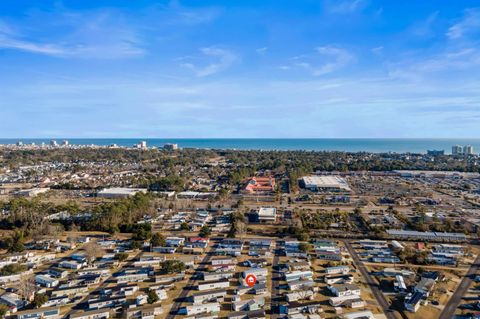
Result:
[299, 242, 311, 253]
[115, 252, 129, 262]
[84, 242, 105, 264]
[4, 230, 25, 253]
[33, 222, 64, 241]
[132, 224, 152, 241]
[18, 275, 36, 301]
[151, 233, 166, 247]
[180, 222, 190, 231]
[217, 188, 229, 203]
[131, 240, 143, 250]
[297, 232, 310, 242]
[199, 226, 211, 238]
[149, 175, 184, 192]
[160, 260, 186, 274]
[0, 304, 9, 318]
[236, 198, 244, 208]
[33, 294, 48, 308]
[296, 289, 314, 301]
[235, 220, 247, 239]
[0, 263, 28, 276]
[147, 289, 159, 304]
[83, 193, 154, 233]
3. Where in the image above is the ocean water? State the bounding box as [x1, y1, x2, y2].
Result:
[0, 138, 479, 154]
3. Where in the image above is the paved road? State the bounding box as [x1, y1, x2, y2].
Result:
[363, 261, 469, 271]
[270, 241, 281, 319]
[439, 252, 480, 319]
[165, 240, 216, 319]
[343, 240, 398, 319]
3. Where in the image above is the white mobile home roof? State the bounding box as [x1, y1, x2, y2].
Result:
[341, 311, 375, 319]
[391, 240, 404, 249]
[396, 275, 407, 290]
[386, 229, 466, 240]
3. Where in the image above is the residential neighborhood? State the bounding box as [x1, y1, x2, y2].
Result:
[0, 146, 480, 319]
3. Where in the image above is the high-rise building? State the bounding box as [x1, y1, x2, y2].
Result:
[62, 140, 69, 146]
[135, 141, 147, 149]
[164, 143, 179, 151]
[451, 145, 475, 156]
[464, 145, 474, 155]
[427, 150, 444, 156]
[16, 141, 23, 146]
[452, 145, 463, 155]
[50, 140, 58, 147]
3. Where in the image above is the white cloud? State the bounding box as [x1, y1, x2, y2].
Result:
[3, 67, 480, 138]
[256, 47, 268, 55]
[172, 7, 221, 25]
[0, 19, 64, 56]
[387, 47, 480, 81]
[326, 0, 367, 14]
[410, 11, 439, 37]
[447, 8, 480, 39]
[371, 46, 384, 55]
[0, 1, 222, 59]
[0, 35, 65, 56]
[180, 47, 237, 77]
[165, 0, 222, 25]
[0, 10, 145, 59]
[312, 46, 354, 76]
[281, 46, 354, 76]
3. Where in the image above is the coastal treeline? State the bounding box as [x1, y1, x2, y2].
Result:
[0, 193, 156, 251]
[85, 193, 154, 233]
[2, 148, 479, 174]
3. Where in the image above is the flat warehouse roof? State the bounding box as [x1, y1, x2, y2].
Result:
[258, 207, 276, 217]
[302, 175, 351, 191]
[98, 187, 147, 195]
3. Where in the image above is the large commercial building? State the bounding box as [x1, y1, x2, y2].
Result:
[427, 150, 444, 156]
[97, 188, 147, 199]
[242, 177, 275, 194]
[301, 175, 351, 192]
[253, 207, 277, 223]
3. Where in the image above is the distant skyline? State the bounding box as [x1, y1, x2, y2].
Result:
[2, 138, 480, 154]
[1, 0, 480, 138]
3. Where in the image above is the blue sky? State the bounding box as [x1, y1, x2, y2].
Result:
[0, 0, 480, 138]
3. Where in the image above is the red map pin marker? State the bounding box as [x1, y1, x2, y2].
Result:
[246, 274, 257, 288]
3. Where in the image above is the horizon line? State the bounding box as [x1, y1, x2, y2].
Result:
[2, 137, 480, 140]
